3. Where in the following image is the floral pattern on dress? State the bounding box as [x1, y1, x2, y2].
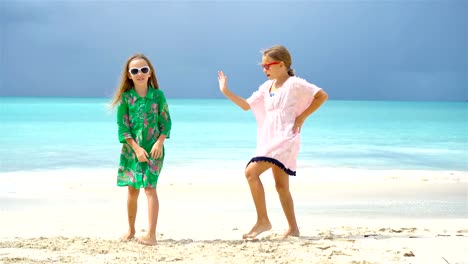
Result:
[246, 77, 322, 176]
[116, 87, 171, 189]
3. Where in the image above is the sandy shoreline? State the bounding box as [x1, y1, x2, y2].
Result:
[1, 227, 467, 264]
[0, 167, 467, 263]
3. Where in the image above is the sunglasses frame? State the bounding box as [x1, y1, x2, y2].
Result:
[129, 66, 151, 75]
[261, 61, 281, 70]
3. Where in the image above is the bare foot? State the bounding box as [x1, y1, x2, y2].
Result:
[137, 235, 157, 246]
[280, 228, 300, 239]
[242, 221, 272, 239]
[121, 230, 135, 241]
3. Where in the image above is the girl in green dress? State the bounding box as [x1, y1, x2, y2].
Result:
[111, 53, 171, 246]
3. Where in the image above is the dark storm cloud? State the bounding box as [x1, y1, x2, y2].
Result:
[1, 0, 467, 101]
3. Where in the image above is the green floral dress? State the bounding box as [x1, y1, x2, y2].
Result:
[116, 87, 171, 189]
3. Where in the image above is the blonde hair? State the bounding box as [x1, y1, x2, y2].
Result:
[262, 45, 295, 76]
[110, 53, 159, 107]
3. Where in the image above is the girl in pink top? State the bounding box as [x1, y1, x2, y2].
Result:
[218, 45, 328, 239]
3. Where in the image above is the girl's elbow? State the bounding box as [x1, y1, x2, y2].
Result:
[317, 90, 328, 102]
[322, 91, 329, 101]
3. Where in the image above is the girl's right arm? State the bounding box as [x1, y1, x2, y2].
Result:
[218, 71, 250, 111]
[125, 138, 149, 163]
[117, 98, 132, 143]
[117, 98, 149, 162]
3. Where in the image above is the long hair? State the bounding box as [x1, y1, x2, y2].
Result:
[262, 45, 295, 76]
[110, 53, 159, 107]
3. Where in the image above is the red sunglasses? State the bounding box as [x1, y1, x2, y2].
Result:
[261, 61, 280, 70]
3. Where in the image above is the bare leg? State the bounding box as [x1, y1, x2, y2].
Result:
[122, 186, 140, 240]
[272, 166, 300, 238]
[243, 161, 273, 239]
[137, 187, 158, 246]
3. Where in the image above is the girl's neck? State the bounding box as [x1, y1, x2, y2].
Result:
[274, 73, 290, 87]
[134, 84, 148, 97]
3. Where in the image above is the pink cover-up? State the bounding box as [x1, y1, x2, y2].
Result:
[246, 77, 322, 176]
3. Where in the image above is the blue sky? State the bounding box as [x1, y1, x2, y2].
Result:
[1, 0, 467, 100]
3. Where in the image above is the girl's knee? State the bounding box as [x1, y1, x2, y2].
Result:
[244, 169, 258, 181]
[128, 186, 140, 196]
[275, 183, 289, 194]
[144, 187, 157, 196]
[245, 161, 271, 181]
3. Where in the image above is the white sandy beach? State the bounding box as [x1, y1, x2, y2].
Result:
[0, 165, 467, 263]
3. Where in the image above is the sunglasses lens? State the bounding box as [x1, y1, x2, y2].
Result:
[141, 67, 150, 74]
[262, 62, 279, 70]
[130, 68, 139, 75]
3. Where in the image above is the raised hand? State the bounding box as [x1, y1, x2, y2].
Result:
[218, 71, 228, 94]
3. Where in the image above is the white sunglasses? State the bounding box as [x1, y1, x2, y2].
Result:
[129, 66, 150, 75]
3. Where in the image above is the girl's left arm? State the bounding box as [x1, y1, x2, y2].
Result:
[158, 91, 172, 141]
[293, 89, 328, 133]
[150, 92, 172, 159]
[299, 89, 328, 120]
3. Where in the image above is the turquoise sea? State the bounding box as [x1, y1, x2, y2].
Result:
[0, 97, 466, 173]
